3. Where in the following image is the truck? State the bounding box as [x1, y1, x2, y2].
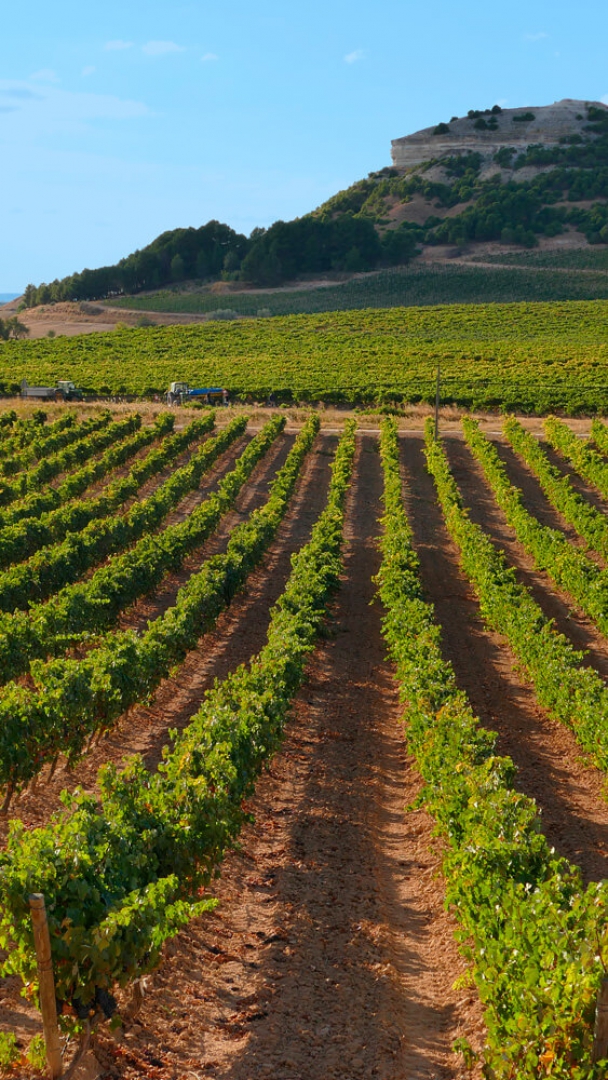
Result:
[21, 379, 84, 402]
[166, 382, 229, 407]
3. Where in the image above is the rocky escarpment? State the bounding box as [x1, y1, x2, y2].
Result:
[391, 99, 608, 169]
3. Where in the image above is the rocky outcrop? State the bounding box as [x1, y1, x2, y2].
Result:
[391, 99, 608, 169]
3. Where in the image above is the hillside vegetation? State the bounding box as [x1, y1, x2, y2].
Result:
[21, 102, 608, 308]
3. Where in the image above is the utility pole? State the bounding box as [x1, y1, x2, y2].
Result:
[434, 359, 440, 440]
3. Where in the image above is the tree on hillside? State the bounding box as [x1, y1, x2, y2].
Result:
[0, 317, 29, 340]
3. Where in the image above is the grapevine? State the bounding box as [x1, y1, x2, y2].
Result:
[0, 413, 350, 1026]
[376, 416, 608, 1077]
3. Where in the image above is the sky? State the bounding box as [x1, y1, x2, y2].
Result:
[2, 0, 608, 292]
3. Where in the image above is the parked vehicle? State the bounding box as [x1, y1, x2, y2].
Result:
[166, 382, 228, 406]
[21, 379, 84, 402]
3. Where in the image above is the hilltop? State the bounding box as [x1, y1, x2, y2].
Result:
[391, 98, 603, 167]
[319, 98, 608, 250]
[11, 97, 608, 326]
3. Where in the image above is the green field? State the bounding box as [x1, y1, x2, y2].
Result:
[106, 260, 608, 318]
[4, 300, 608, 412]
[472, 248, 608, 270]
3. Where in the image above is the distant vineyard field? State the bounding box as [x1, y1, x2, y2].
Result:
[472, 247, 608, 270]
[4, 300, 608, 412]
[106, 260, 608, 317]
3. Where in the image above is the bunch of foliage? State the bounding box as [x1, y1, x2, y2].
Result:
[0, 316, 28, 340]
[24, 221, 249, 305]
[0, 410, 17, 429]
[0, 413, 179, 533]
[0, 414, 96, 478]
[0, 411, 74, 465]
[376, 416, 608, 1076]
[591, 418, 608, 456]
[0, 412, 178, 567]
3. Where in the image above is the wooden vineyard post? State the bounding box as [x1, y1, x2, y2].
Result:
[434, 359, 440, 441]
[592, 976, 608, 1063]
[29, 894, 63, 1078]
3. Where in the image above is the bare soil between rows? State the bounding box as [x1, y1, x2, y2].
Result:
[5, 426, 608, 1078]
[84, 436, 484, 1080]
[404, 434, 608, 883]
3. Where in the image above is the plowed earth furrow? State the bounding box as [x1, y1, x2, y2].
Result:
[89, 435, 485, 1080]
[401, 435, 608, 886]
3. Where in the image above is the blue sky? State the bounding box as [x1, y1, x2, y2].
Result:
[2, 0, 607, 292]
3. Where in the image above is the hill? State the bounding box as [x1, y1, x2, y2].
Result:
[19, 98, 608, 312]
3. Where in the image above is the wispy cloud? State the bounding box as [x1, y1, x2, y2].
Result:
[602, 95, 608, 106]
[523, 32, 548, 42]
[0, 79, 149, 136]
[104, 40, 133, 51]
[344, 49, 364, 64]
[30, 69, 60, 83]
[2, 87, 42, 100]
[201, 53, 218, 62]
[142, 40, 185, 57]
[82, 66, 96, 77]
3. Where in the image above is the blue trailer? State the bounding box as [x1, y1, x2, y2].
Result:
[166, 382, 228, 406]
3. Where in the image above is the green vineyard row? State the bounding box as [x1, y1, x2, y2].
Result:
[0, 416, 254, 685]
[0, 412, 179, 569]
[424, 419, 608, 773]
[377, 417, 608, 1076]
[0, 412, 176, 534]
[0, 413, 104, 480]
[0, 411, 75, 469]
[545, 417, 608, 500]
[0, 413, 215, 608]
[0, 413, 345, 1040]
[3, 300, 608, 412]
[0, 412, 136, 511]
[503, 416, 608, 561]
[0, 414, 292, 798]
[591, 418, 608, 456]
[462, 417, 608, 637]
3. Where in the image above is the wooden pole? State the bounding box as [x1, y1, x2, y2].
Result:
[434, 359, 440, 440]
[29, 894, 63, 1079]
[592, 976, 608, 1063]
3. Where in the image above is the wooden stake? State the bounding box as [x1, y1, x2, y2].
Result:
[29, 894, 63, 1078]
[592, 976, 608, 1063]
[434, 359, 440, 441]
